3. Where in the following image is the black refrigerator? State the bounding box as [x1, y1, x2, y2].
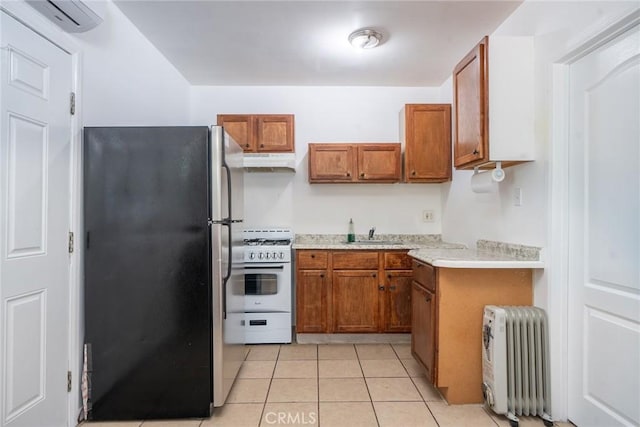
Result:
[83, 126, 245, 420]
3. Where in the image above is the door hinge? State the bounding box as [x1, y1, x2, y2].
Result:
[70, 92, 76, 115]
[68, 231, 74, 253]
[67, 371, 72, 392]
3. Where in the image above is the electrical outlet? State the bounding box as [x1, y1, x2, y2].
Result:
[422, 210, 435, 222]
[514, 187, 523, 206]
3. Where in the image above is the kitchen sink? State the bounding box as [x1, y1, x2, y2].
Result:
[345, 240, 403, 245]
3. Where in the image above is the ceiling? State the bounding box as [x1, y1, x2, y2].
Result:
[113, 1, 523, 87]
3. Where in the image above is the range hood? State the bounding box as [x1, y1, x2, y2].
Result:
[243, 153, 296, 172]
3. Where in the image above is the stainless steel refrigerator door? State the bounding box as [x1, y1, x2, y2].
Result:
[84, 127, 212, 419]
[210, 125, 245, 408]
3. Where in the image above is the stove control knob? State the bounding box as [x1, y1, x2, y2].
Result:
[258, 253, 264, 260]
[265, 252, 271, 260]
[249, 253, 255, 260]
[279, 252, 285, 260]
[272, 252, 277, 259]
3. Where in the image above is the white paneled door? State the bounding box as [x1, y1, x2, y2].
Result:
[567, 22, 640, 427]
[0, 11, 72, 427]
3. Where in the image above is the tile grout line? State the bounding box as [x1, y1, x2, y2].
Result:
[257, 344, 281, 426]
[315, 344, 320, 427]
[358, 344, 383, 427]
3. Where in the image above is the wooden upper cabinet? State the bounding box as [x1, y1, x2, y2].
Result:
[357, 144, 401, 182]
[217, 114, 294, 153]
[256, 115, 294, 152]
[308, 144, 355, 182]
[217, 115, 255, 151]
[452, 36, 535, 170]
[402, 104, 452, 182]
[308, 143, 401, 183]
[453, 37, 488, 168]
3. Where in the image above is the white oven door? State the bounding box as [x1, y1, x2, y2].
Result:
[244, 263, 291, 312]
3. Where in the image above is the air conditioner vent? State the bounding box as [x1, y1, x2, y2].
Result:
[26, 0, 103, 33]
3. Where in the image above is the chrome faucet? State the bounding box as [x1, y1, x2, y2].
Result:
[368, 227, 376, 240]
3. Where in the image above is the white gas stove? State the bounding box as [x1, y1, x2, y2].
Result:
[242, 228, 293, 344]
[243, 228, 293, 263]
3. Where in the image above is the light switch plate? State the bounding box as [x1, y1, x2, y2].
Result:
[422, 210, 435, 222]
[514, 188, 523, 206]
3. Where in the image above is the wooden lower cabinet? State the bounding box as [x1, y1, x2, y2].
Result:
[295, 269, 328, 333]
[411, 282, 436, 382]
[333, 270, 379, 332]
[411, 259, 533, 404]
[295, 250, 412, 333]
[383, 271, 413, 332]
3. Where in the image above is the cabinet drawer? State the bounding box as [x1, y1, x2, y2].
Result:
[297, 251, 328, 269]
[413, 260, 436, 292]
[384, 251, 412, 269]
[332, 251, 379, 269]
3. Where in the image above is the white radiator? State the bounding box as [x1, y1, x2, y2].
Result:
[482, 306, 553, 427]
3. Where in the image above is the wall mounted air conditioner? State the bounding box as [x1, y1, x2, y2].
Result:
[26, 0, 103, 33]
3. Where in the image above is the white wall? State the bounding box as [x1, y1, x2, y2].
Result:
[439, 1, 639, 420]
[72, 0, 190, 125]
[190, 86, 445, 235]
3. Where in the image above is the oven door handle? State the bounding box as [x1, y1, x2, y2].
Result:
[244, 265, 285, 270]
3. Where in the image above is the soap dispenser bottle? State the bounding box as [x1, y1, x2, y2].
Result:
[347, 218, 355, 243]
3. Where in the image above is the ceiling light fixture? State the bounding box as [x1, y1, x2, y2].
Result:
[348, 28, 382, 49]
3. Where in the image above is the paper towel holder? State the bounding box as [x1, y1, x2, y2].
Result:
[471, 162, 506, 193]
[473, 161, 506, 182]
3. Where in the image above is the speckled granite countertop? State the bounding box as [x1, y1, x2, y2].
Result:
[408, 240, 544, 269]
[293, 235, 544, 269]
[293, 234, 466, 250]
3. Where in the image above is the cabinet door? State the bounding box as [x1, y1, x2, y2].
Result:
[411, 282, 436, 382]
[453, 36, 488, 169]
[297, 250, 329, 269]
[296, 269, 328, 333]
[384, 251, 412, 270]
[384, 271, 412, 332]
[256, 115, 294, 152]
[217, 114, 255, 152]
[308, 144, 355, 183]
[404, 104, 452, 182]
[332, 270, 379, 332]
[357, 144, 401, 182]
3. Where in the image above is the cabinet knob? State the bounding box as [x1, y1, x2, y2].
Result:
[378, 286, 385, 291]
[360, 173, 365, 178]
[387, 274, 391, 279]
[372, 273, 377, 278]
[260, 144, 265, 148]
[425, 295, 431, 302]
[473, 148, 479, 155]
[320, 274, 324, 278]
[411, 170, 416, 176]
[245, 144, 250, 148]
[346, 172, 351, 177]
[311, 254, 315, 258]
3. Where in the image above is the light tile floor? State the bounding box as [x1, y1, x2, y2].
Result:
[84, 344, 574, 427]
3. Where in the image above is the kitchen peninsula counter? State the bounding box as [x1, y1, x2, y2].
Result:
[408, 246, 544, 269]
